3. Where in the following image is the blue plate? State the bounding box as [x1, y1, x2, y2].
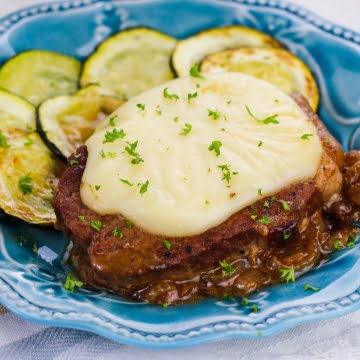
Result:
[0, 0, 359, 349]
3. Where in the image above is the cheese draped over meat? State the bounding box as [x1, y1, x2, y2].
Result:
[81, 73, 322, 236]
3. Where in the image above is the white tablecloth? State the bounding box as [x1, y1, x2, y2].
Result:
[0, 1, 359, 359]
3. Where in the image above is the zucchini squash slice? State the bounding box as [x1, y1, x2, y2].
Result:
[171, 26, 282, 77]
[201, 48, 319, 110]
[0, 88, 36, 135]
[38, 85, 124, 160]
[0, 50, 81, 106]
[80, 27, 177, 99]
[0, 132, 64, 225]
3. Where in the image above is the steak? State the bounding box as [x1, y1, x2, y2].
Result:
[55, 95, 355, 304]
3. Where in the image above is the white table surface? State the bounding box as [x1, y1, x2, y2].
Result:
[0, 1, 359, 359]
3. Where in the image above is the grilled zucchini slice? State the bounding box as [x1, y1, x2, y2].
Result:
[38, 85, 124, 160]
[0, 50, 81, 106]
[201, 48, 319, 110]
[0, 89, 36, 135]
[171, 26, 282, 77]
[81, 27, 177, 99]
[0, 132, 64, 225]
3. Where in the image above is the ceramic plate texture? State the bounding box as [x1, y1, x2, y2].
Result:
[0, 0, 359, 349]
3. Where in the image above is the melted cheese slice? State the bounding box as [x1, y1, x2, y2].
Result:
[81, 73, 322, 237]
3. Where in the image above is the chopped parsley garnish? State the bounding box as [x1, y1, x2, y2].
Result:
[180, 123, 192, 135]
[257, 140, 263, 147]
[107, 152, 116, 158]
[95, 185, 101, 191]
[245, 105, 279, 124]
[333, 240, 343, 251]
[251, 304, 259, 313]
[24, 137, 34, 146]
[100, 149, 106, 158]
[163, 303, 170, 308]
[189, 63, 204, 79]
[250, 214, 257, 220]
[258, 188, 263, 196]
[0, 131, 10, 148]
[304, 284, 319, 291]
[187, 92, 198, 102]
[241, 298, 249, 306]
[137, 103, 145, 111]
[112, 227, 123, 239]
[227, 100, 232, 105]
[126, 219, 133, 228]
[205, 200, 211, 205]
[70, 159, 78, 166]
[250, 205, 257, 214]
[138, 180, 149, 194]
[18, 174, 33, 195]
[347, 233, 356, 247]
[217, 164, 238, 184]
[163, 239, 171, 250]
[263, 201, 270, 208]
[271, 196, 277, 201]
[257, 331, 262, 337]
[283, 229, 291, 240]
[274, 99, 279, 103]
[32, 243, 38, 254]
[125, 140, 144, 164]
[301, 133, 313, 140]
[279, 268, 295, 283]
[155, 105, 162, 115]
[208, 140, 222, 156]
[120, 179, 133, 186]
[208, 109, 221, 120]
[90, 220, 102, 231]
[326, 137, 331, 145]
[219, 259, 235, 277]
[281, 200, 290, 211]
[163, 87, 179, 101]
[259, 216, 271, 225]
[64, 273, 83, 292]
[109, 114, 117, 126]
[173, 117, 179, 122]
[103, 128, 126, 144]
[78, 215, 85, 221]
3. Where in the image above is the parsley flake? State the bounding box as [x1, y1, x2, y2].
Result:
[70, 159, 78, 166]
[112, 227, 124, 239]
[64, 274, 83, 292]
[107, 152, 116, 158]
[250, 205, 257, 214]
[103, 128, 126, 144]
[126, 219, 133, 228]
[90, 220, 102, 231]
[281, 200, 290, 211]
[245, 105, 279, 124]
[301, 133, 313, 140]
[78, 215, 85, 221]
[208, 140, 222, 156]
[173, 117, 179, 122]
[180, 123, 192, 135]
[304, 284, 319, 291]
[263, 201, 270, 208]
[163, 303, 170, 308]
[18, 174, 33, 195]
[251, 304, 259, 313]
[271, 196, 277, 201]
[163, 87, 179, 101]
[125, 140, 144, 165]
[326, 137, 331, 145]
[139, 180, 149, 194]
[187, 92, 198, 102]
[24, 137, 34, 146]
[333, 240, 344, 251]
[99, 149, 106, 158]
[137, 103, 145, 111]
[208, 109, 221, 120]
[250, 214, 257, 220]
[219, 259, 235, 277]
[189, 63, 204, 79]
[109, 114, 117, 126]
[32, 243, 38, 254]
[241, 298, 249, 306]
[347, 233, 356, 247]
[155, 105, 162, 115]
[95, 185, 101, 191]
[258, 188, 263, 196]
[259, 216, 271, 225]
[257, 140, 263, 147]
[0, 131, 10, 148]
[217, 164, 238, 185]
[280, 268, 295, 283]
[120, 179, 133, 186]
[163, 239, 171, 250]
[283, 229, 291, 240]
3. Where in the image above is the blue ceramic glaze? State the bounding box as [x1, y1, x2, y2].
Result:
[0, 0, 359, 348]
